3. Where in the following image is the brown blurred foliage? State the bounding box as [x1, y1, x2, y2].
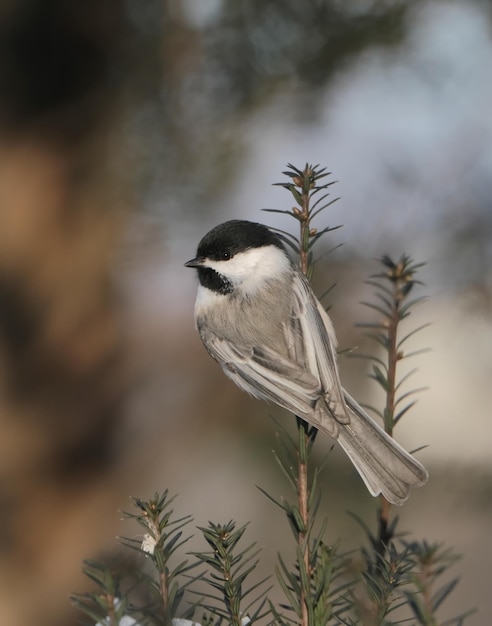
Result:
[0, 2, 139, 624]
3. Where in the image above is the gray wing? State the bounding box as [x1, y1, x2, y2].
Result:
[202, 329, 340, 431]
[200, 271, 351, 438]
[286, 271, 350, 424]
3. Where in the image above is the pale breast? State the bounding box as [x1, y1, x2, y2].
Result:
[196, 279, 292, 358]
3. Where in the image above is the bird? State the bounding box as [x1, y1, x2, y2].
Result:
[185, 219, 428, 504]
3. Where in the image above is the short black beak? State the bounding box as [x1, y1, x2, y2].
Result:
[184, 257, 203, 268]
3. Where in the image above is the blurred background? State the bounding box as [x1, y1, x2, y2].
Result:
[0, 0, 491, 624]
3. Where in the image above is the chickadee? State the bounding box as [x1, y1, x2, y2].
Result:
[185, 220, 428, 504]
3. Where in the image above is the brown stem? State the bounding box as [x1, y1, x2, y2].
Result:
[378, 278, 400, 547]
[385, 283, 400, 437]
[298, 174, 311, 274]
[298, 427, 310, 626]
[159, 568, 170, 624]
[419, 559, 438, 626]
[378, 496, 391, 548]
[297, 166, 312, 626]
[106, 593, 116, 626]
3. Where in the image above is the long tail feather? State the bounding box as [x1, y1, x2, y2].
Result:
[337, 392, 428, 505]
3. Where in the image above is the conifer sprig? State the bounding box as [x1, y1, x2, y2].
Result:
[353, 254, 429, 547]
[119, 491, 198, 625]
[192, 520, 271, 625]
[264, 164, 345, 626]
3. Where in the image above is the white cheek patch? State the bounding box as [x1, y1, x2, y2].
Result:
[204, 245, 291, 294]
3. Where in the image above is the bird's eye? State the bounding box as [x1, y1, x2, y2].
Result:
[222, 251, 232, 260]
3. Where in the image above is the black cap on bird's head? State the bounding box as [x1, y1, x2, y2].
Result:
[184, 220, 285, 268]
[185, 220, 288, 295]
